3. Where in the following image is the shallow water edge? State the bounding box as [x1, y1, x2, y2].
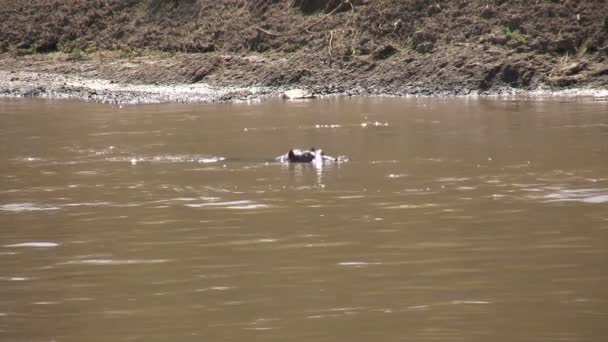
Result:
[2, 70, 608, 105]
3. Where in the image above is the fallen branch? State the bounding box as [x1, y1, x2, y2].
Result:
[305, 0, 349, 33]
[255, 27, 282, 37]
[328, 30, 334, 67]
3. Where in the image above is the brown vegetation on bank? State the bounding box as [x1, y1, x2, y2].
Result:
[1, 0, 607, 96]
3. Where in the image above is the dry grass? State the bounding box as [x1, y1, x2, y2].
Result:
[0, 0, 606, 61]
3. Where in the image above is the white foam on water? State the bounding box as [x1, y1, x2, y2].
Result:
[4, 242, 59, 248]
[110, 155, 226, 164]
[60, 259, 171, 265]
[327, 307, 364, 312]
[185, 200, 248, 207]
[581, 195, 608, 204]
[0, 276, 31, 281]
[269, 241, 353, 250]
[74, 171, 98, 176]
[450, 300, 491, 305]
[526, 88, 608, 97]
[65, 297, 94, 301]
[14, 157, 43, 162]
[257, 239, 277, 243]
[407, 305, 430, 310]
[386, 203, 439, 209]
[185, 200, 270, 209]
[226, 203, 270, 209]
[361, 121, 389, 127]
[195, 286, 235, 292]
[10, 277, 30, 281]
[314, 124, 342, 128]
[0, 203, 60, 212]
[456, 186, 477, 191]
[63, 202, 111, 207]
[543, 189, 608, 204]
[438, 177, 471, 182]
[198, 157, 226, 163]
[337, 261, 382, 266]
[201, 238, 278, 248]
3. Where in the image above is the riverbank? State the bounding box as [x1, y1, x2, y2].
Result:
[1, 51, 607, 104]
[1, 1, 607, 103]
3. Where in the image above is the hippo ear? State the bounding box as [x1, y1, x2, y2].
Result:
[310, 147, 316, 152]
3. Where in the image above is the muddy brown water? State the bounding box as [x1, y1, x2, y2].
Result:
[1, 96, 607, 341]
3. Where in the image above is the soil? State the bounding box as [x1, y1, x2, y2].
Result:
[1, 0, 607, 103]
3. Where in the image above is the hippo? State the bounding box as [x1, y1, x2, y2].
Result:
[275, 148, 348, 163]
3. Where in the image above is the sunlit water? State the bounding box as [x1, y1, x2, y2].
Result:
[1, 96, 607, 342]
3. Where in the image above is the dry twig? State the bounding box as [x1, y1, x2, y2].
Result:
[328, 30, 334, 67]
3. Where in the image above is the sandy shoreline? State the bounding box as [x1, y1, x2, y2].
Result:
[2, 69, 607, 105]
[0, 70, 284, 104]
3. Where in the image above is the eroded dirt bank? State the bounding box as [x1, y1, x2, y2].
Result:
[1, 0, 607, 103]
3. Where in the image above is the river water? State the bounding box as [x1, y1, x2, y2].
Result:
[1, 96, 607, 341]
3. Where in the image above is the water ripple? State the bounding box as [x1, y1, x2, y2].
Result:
[0, 203, 60, 212]
[185, 200, 270, 209]
[4, 242, 59, 248]
[542, 188, 608, 204]
[59, 259, 172, 265]
[107, 155, 225, 165]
